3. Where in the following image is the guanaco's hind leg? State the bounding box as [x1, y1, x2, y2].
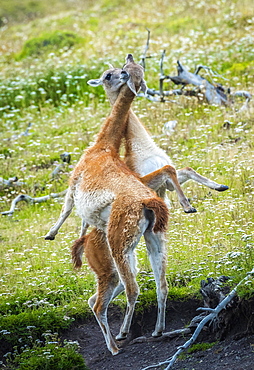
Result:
[141, 165, 196, 213]
[144, 230, 168, 337]
[176, 167, 229, 192]
[71, 231, 125, 301]
[82, 228, 121, 355]
[107, 201, 150, 341]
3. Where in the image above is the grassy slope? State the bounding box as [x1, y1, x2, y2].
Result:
[0, 0, 254, 366]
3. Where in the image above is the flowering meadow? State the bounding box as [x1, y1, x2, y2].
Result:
[0, 0, 253, 367]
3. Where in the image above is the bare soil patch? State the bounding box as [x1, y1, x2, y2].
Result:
[63, 298, 254, 370]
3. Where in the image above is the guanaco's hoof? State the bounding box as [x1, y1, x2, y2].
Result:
[184, 207, 197, 214]
[111, 346, 122, 356]
[115, 333, 128, 341]
[45, 235, 55, 240]
[152, 330, 163, 338]
[215, 185, 229, 192]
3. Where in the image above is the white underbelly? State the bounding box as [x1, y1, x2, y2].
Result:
[74, 189, 114, 230]
[134, 155, 171, 176]
[129, 140, 174, 177]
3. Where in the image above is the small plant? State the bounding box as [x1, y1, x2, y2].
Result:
[0, 308, 74, 347]
[179, 341, 217, 360]
[16, 31, 83, 60]
[0, 64, 105, 114]
[187, 341, 217, 354]
[5, 336, 88, 370]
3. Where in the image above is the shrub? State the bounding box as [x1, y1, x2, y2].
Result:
[6, 339, 88, 370]
[16, 31, 83, 60]
[0, 64, 105, 114]
[0, 309, 73, 347]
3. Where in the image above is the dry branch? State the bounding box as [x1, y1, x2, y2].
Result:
[141, 269, 254, 370]
[1, 190, 67, 216]
[142, 58, 252, 108]
[1, 153, 71, 215]
[0, 176, 25, 189]
[138, 33, 252, 108]
[51, 152, 71, 179]
[140, 28, 151, 70]
[168, 60, 229, 105]
[130, 328, 191, 345]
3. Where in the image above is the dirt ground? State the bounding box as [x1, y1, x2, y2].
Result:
[63, 298, 254, 370]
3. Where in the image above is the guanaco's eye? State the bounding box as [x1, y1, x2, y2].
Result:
[105, 73, 112, 81]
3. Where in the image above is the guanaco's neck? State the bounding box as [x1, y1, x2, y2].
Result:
[95, 87, 135, 152]
[124, 110, 153, 155]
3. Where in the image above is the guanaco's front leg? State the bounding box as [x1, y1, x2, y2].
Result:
[45, 186, 89, 241]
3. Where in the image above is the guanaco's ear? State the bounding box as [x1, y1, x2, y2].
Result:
[127, 78, 137, 96]
[125, 54, 134, 64]
[87, 78, 103, 87]
[141, 79, 147, 94]
[127, 77, 147, 95]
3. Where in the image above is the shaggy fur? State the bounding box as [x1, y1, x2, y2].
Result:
[67, 55, 169, 355]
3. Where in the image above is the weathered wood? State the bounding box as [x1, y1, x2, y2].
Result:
[1, 190, 67, 216]
[139, 28, 151, 70]
[130, 328, 191, 345]
[137, 32, 252, 108]
[51, 152, 71, 179]
[140, 270, 254, 370]
[0, 176, 25, 188]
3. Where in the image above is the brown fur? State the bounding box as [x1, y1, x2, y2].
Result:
[68, 56, 169, 355]
[143, 198, 169, 233]
[71, 235, 86, 269]
[71, 172, 170, 270]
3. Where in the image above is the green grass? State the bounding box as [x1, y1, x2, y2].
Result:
[0, 0, 254, 367]
[179, 341, 218, 360]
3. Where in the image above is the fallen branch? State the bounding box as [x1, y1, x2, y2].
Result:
[141, 269, 254, 370]
[1, 190, 67, 216]
[0, 176, 25, 188]
[4, 122, 33, 141]
[138, 33, 252, 108]
[159, 50, 167, 101]
[51, 152, 71, 179]
[130, 328, 191, 345]
[140, 28, 151, 70]
[169, 61, 229, 105]
[1, 153, 71, 216]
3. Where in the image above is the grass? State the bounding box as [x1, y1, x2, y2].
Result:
[0, 0, 254, 367]
[178, 341, 218, 360]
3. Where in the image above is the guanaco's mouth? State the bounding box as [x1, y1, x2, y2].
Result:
[119, 70, 130, 83]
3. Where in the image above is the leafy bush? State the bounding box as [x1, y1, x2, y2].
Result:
[16, 31, 83, 60]
[0, 309, 73, 347]
[187, 341, 217, 353]
[0, 64, 105, 115]
[6, 339, 88, 370]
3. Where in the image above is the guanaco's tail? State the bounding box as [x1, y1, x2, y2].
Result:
[143, 198, 169, 233]
[71, 235, 86, 269]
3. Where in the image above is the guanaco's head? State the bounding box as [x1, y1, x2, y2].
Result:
[87, 54, 147, 104]
[122, 54, 147, 95]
